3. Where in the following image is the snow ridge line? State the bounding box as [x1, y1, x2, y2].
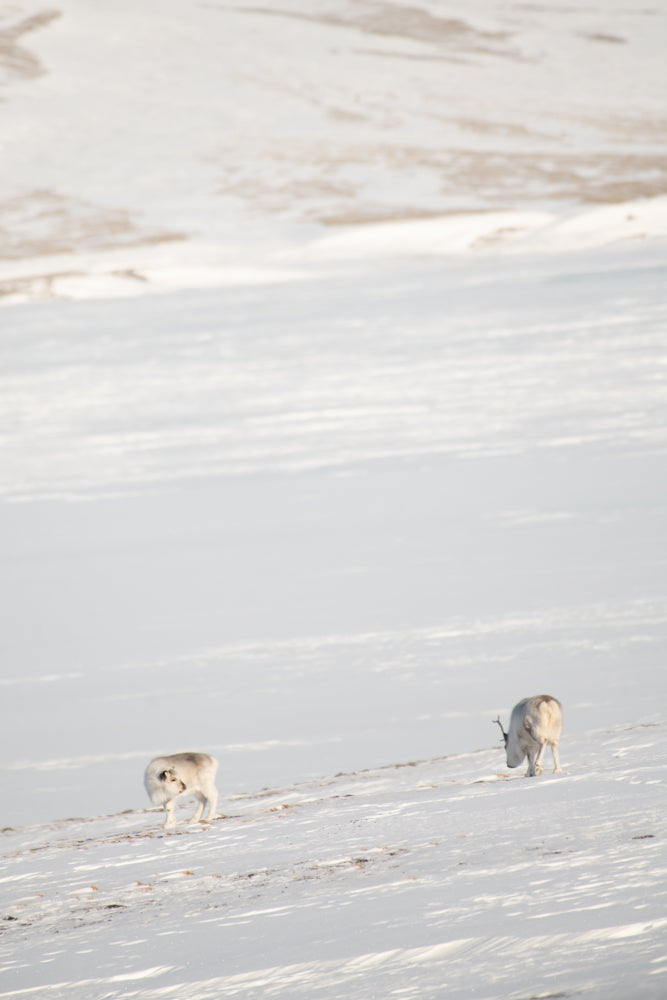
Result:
[0, 965, 174, 998]
[4, 592, 664, 690]
[2, 921, 665, 999]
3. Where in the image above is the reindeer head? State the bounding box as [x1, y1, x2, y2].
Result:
[159, 768, 186, 793]
[493, 715, 509, 748]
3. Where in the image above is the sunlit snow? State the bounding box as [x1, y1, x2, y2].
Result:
[1, 2, 666, 999]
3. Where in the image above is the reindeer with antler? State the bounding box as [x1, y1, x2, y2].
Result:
[494, 695, 563, 777]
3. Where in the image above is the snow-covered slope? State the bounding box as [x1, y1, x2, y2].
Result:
[1, 0, 667, 300]
[1, 2, 666, 998]
[2, 722, 666, 999]
[3, 246, 666, 830]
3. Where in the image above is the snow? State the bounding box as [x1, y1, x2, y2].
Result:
[1, 1, 667, 998]
[3, 726, 667, 998]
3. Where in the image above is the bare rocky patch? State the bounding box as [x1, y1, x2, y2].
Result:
[242, 2, 517, 60]
[0, 8, 60, 86]
[0, 189, 186, 261]
[218, 138, 667, 226]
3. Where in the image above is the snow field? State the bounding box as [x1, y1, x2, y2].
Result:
[1, 722, 666, 999]
[2, 1, 667, 997]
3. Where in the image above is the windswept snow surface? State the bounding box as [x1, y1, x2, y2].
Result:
[2, 1, 667, 998]
[2, 723, 666, 1000]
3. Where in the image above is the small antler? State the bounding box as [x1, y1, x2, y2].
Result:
[493, 715, 508, 746]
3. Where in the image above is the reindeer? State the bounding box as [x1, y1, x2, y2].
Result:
[494, 696, 563, 777]
[144, 752, 219, 829]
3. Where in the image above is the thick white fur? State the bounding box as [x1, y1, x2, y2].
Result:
[504, 695, 563, 776]
[144, 752, 218, 829]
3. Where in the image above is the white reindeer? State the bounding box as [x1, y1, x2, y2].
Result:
[494, 695, 563, 777]
[144, 752, 219, 829]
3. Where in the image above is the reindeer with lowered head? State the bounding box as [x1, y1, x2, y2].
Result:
[494, 695, 563, 777]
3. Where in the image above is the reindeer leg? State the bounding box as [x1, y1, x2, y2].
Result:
[525, 741, 545, 776]
[189, 793, 205, 824]
[533, 741, 548, 776]
[551, 743, 562, 773]
[164, 800, 177, 830]
[205, 789, 218, 822]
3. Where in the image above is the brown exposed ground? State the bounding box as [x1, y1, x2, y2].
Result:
[0, 190, 186, 260]
[0, 190, 185, 298]
[0, 8, 60, 84]
[244, 2, 519, 60]
[217, 140, 667, 227]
